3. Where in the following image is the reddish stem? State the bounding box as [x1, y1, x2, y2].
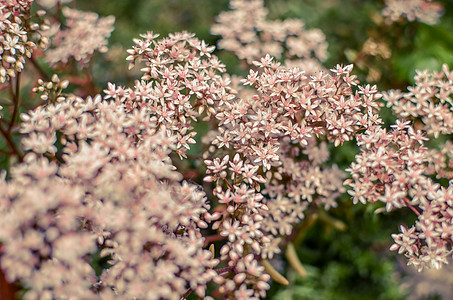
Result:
[404, 198, 421, 216]
[203, 234, 226, 247]
[0, 124, 23, 162]
[0, 246, 20, 300]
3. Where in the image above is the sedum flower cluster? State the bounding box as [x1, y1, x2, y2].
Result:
[346, 120, 453, 271]
[0, 0, 48, 82]
[4, 93, 219, 299]
[1, 0, 453, 299]
[119, 31, 232, 159]
[36, 0, 72, 9]
[211, 0, 327, 73]
[204, 59, 382, 264]
[44, 7, 115, 66]
[382, 0, 443, 25]
[349, 65, 453, 271]
[384, 64, 453, 139]
[383, 65, 453, 180]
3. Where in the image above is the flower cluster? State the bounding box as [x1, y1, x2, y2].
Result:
[2, 92, 219, 299]
[350, 37, 393, 82]
[346, 121, 428, 210]
[382, 0, 443, 25]
[384, 64, 453, 138]
[346, 120, 453, 271]
[211, 0, 327, 73]
[391, 179, 453, 272]
[122, 31, 273, 298]
[360, 38, 391, 61]
[36, 0, 72, 9]
[18, 30, 275, 299]
[383, 65, 453, 180]
[0, 156, 99, 299]
[44, 7, 115, 66]
[32, 73, 69, 102]
[205, 59, 381, 262]
[2, 0, 453, 298]
[226, 59, 382, 150]
[0, 0, 48, 82]
[357, 65, 453, 271]
[115, 31, 233, 158]
[204, 153, 272, 297]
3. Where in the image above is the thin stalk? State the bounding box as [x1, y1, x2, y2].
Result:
[203, 234, 226, 247]
[180, 288, 192, 300]
[404, 197, 421, 216]
[8, 73, 21, 134]
[214, 265, 234, 276]
[261, 259, 289, 285]
[285, 242, 307, 278]
[317, 209, 347, 231]
[0, 149, 12, 155]
[29, 56, 50, 81]
[281, 212, 318, 249]
[0, 124, 23, 162]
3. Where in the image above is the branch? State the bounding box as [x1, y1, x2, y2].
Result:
[214, 265, 234, 276]
[285, 242, 307, 278]
[281, 212, 318, 249]
[0, 124, 23, 162]
[203, 234, 226, 247]
[28, 56, 50, 81]
[7, 73, 21, 134]
[0, 149, 12, 155]
[404, 197, 421, 216]
[180, 288, 193, 300]
[261, 259, 289, 285]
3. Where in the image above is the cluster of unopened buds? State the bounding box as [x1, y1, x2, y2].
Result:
[32, 74, 69, 102]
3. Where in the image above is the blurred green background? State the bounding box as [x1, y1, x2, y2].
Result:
[77, 0, 453, 88]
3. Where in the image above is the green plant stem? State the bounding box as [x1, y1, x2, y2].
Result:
[0, 149, 12, 155]
[8, 73, 21, 134]
[261, 259, 289, 285]
[285, 242, 307, 278]
[29, 56, 50, 81]
[282, 212, 318, 249]
[0, 124, 23, 162]
[317, 209, 347, 231]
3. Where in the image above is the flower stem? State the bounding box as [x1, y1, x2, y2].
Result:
[261, 259, 289, 285]
[7, 73, 21, 134]
[0, 124, 23, 162]
[285, 242, 307, 278]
